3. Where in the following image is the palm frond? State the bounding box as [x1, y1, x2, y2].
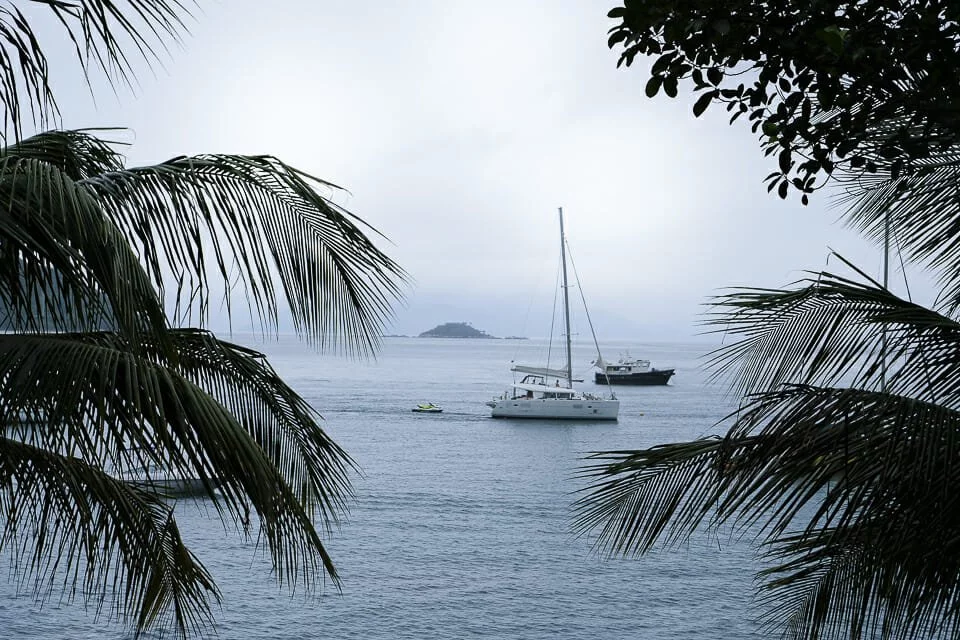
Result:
[758, 507, 960, 640]
[0, 436, 218, 638]
[575, 384, 960, 639]
[0, 1, 193, 140]
[80, 149, 408, 354]
[0, 146, 169, 341]
[704, 263, 960, 409]
[2, 127, 126, 178]
[829, 116, 960, 313]
[147, 328, 355, 529]
[0, 329, 351, 596]
[758, 528, 960, 640]
[573, 438, 727, 554]
[0, 2, 55, 139]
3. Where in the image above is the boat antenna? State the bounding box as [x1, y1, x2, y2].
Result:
[558, 207, 574, 388]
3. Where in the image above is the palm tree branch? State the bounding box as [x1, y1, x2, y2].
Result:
[575, 386, 960, 578]
[0, 3, 55, 138]
[0, 1, 193, 139]
[572, 437, 728, 554]
[154, 328, 356, 528]
[80, 151, 408, 354]
[1, 127, 126, 178]
[0, 330, 347, 591]
[703, 266, 960, 408]
[0, 150, 169, 342]
[830, 116, 960, 312]
[0, 434, 219, 638]
[757, 524, 960, 640]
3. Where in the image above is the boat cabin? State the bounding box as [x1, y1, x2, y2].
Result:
[600, 358, 652, 374]
[510, 374, 578, 400]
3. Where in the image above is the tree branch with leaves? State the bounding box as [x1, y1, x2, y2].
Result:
[608, 0, 960, 201]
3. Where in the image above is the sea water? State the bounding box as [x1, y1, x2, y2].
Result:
[1, 337, 765, 639]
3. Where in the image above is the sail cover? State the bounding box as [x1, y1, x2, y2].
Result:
[510, 365, 567, 377]
[510, 364, 582, 381]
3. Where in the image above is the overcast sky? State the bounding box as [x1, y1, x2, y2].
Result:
[35, 0, 935, 341]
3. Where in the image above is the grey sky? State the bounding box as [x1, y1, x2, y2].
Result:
[38, 0, 934, 341]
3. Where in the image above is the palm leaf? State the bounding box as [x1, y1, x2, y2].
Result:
[758, 528, 960, 640]
[0, 3, 55, 140]
[79, 145, 407, 354]
[577, 260, 960, 637]
[0, 128, 408, 354]
[166, 329, 354, 525]
[0, 329, 352, 627]
[829, 115, 960, 313]
[0, 148, 171, 351]
[0, 436, 218, 638]
[0, 1, 192, 140]
[2, 127, 126, 178]
[0, 3, 407, 634]
[573, 438, 727, 555]
[704, 261, 960, 409]
[575, 382, 960, 639]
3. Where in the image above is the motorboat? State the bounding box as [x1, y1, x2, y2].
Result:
[594, 353, 675, 385]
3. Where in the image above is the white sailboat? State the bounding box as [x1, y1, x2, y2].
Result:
[486, 208, 620, 420]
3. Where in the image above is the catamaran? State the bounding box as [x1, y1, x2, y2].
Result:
[486, 208, 619, 420]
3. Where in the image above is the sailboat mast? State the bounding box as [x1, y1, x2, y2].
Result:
[559, 207, 574, 388]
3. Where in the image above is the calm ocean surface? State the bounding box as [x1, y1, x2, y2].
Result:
[2, 336, 766, 639]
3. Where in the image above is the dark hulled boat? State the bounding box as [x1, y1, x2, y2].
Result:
[594, 355, 675, 386]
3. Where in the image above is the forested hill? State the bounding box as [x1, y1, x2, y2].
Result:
[418, 322, 496, 338]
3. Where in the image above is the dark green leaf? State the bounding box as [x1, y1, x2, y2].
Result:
[778, 148, 792, 173]
[693, 91, 714, 117]
[645, 75, 662, 98]
[663, 76, 678, 98]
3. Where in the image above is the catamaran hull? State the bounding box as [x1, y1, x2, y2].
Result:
[595, 369, 675, 385]
[488, 398, 619, 420]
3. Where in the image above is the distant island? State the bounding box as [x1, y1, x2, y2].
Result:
[419, 322, 497, 339]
